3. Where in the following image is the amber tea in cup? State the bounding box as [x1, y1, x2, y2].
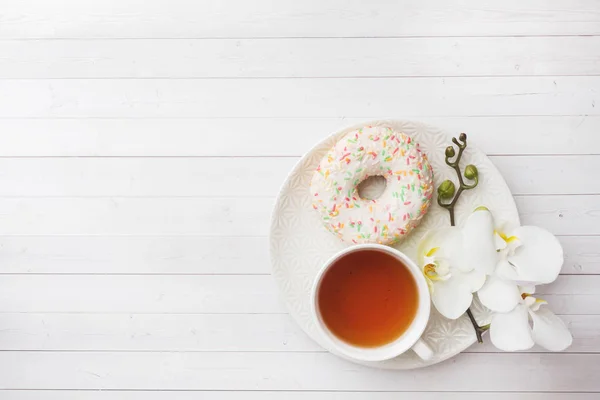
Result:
[317, 249, 419, 347]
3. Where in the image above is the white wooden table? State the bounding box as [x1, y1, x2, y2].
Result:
[0, 1, 599, 398]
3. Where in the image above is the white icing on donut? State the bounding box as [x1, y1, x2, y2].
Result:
[310, 126, 434, 244]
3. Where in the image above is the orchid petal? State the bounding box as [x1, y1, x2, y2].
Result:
[495, 259, 519, 281]
[416, 229, 440, 266]
[462, 209, 498, 274]
[478, 275, 521, 313]
[444, 236, 469, 273]
[530, 307, 572, 351]
[458, 269, 486, 293]
[490, 304, 534, 351]
[507, 226, 563, 285]
[431, 278, 473, 320]
[417, 227, 461, 265]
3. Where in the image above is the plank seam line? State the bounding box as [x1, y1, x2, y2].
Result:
[0, 233, 595, 237]
[1, 75, 600, 80]
[0, 154, 597, 158]
[0, 388, 600, 394]
[0, 115, 595, 119]
[0, 313, 590, 317]
[2, 34, 600, 40]
[0, 233, 593, 237]
[0, 350, 596, 355]
[0, 194, 592, 198]
[0, 350, 594, 354]
[0, 312, 594, 316]
[0, 389, 598, 394]
[0, 273, 592, 276]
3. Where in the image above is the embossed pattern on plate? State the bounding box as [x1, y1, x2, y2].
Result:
[270, 120, 519, 369]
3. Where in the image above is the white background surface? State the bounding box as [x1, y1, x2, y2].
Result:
[0, 0, 599, 398]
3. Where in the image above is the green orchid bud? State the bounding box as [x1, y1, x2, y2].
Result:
[464, 164, 478, 180]
[445, 146, 455, 158]
[437, 180, 455, 200]
[459, 132, 467, 142]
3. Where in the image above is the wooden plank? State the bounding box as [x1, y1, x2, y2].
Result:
[1, 393, 597, 400]
[490, 156, 600, 195]
[0, 313, 319, 352]
[0, 195, 595, 236]
[2, 37, 600, 78]
[0, 197, 272, 236]
[0, 156, 595, 197]
[0, 313, 595, 353]
[0, 275, 284, 314]
[0, 117, 598, 156]
[0, 235, 594, 275]
[0, 157, 295, 198]
[0, 77, 597, 118]
[1, 0, 599, 38]
[0, 236, 271, 274]
[0, 351, 596, 391]
[515, 195, 600, 236]
[0, 158, 295, 198]
[0, 275, 592, 314]
[561, 236, 600, 274]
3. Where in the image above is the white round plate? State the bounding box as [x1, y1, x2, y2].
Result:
[270, 120, 520, 369]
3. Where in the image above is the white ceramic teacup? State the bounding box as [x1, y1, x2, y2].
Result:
[310, 244, 433, 362]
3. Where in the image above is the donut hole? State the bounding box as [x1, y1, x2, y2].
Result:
[357, 175, 387, 200]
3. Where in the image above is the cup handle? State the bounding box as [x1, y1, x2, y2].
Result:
[411, 338, 434, 360]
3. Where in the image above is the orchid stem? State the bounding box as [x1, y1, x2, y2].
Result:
[466, 308, 489, 344]
[439, 133, 487, 343]
[436, 133, 478, 223]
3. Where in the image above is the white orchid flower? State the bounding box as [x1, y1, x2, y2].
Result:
[490, 287, 572, 352]
[478, 216, 564, 313]
[416, 222, 487, 320]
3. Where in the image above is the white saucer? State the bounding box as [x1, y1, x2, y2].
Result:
[270, 120, 520, 369]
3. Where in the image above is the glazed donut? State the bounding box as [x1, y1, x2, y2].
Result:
[310, 125, 434, 244]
